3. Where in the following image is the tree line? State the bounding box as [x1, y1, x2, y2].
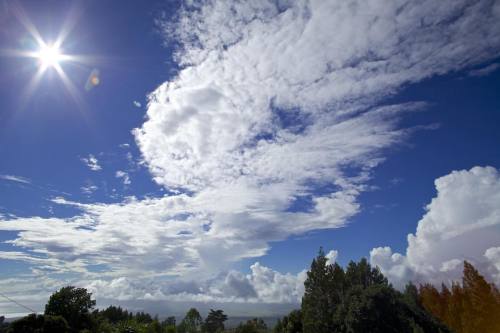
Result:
[2, 248, 499, 333]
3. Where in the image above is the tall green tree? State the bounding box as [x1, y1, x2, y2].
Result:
[301, 248, 338, 333]
[302, 248, 450, 333]
[44, 286, 96, 332]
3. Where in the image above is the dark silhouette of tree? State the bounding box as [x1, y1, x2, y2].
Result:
[9, 313, 69, 333]
[178, 308, 202, 333]
[234, 318, 267, 333]
[100, 305, 131, 324]
[134, 311, 153, 324]
[0, 316, 8, 333]
[274, 309, 302, 333]
[162, 316, 176, 332]
[202, 309, 227, 333]
[44, 286, 96, 332]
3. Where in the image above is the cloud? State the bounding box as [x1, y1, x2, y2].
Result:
[468, 63, 500, 77]
[115, 170, 131, 186]
[1, 0, 500, 311]
[85, 261, 306, 304]
[0, 174, 31, 184]
[371, 166, 500, 288]
[133, 101, 142, 108]
[325, 250, 338, 265]
[81, 154, 102, 171]
[81, 182, 98, 195]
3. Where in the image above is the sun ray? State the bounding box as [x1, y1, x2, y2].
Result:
[53, 63, 89, 117]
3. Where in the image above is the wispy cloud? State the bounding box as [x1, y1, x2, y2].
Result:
[468, 63, 500, 77]
[133, 100, 142, 108]
[81, 182, 98, 195]
[1, 0, 500, 308]
[80, 154, 102, 171]
[0, 174, 31, 184]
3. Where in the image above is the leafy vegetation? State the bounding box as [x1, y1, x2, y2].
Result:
[3, 249, 499, 333]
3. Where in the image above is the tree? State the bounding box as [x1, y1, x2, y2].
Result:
[462, 261, 500, 333]
[162, 316, 177, 333]
[9, 314, 69, 333]
[44, 286, 96, 332]
[301, 248, 337, 333]
[178, 308, 202, 333]
[234, 318, 267, 333]
[302, 249, 450, 333]
[100, 305, 131, 324]
[418, 261, 500, 333]
[202, 309, 227, 333]
[274, 309, 302, 333]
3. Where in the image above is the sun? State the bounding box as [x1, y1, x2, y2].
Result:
[36, 44, 63, 68]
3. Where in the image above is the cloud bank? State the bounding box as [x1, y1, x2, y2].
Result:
[1, 0, 500, 312]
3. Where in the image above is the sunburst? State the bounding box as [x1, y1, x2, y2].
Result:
[4, 3, 97, 112]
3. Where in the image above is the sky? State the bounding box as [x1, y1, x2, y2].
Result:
[0, 0, 500, 318]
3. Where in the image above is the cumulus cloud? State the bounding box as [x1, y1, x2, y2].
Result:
[133, 100, 142, 108]
[326, 250, 338, 265]
[81, 154, 102, 171]
[85, 261, 306, 304]
[1, 0, 500, 310]
[0, 174, 31, 184]
[371, 166, 500, 287]
[115, 170, 131, 186]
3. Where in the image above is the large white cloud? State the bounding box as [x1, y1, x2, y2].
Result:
[1, 0, 500, 312]
[371, 166, 500, 288]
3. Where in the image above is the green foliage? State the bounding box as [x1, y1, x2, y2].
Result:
[301, 247, 339, 333]
[234, 318, 267, 333]
[8, 313, 69, 333]
[301, 249, 450, 333]
[274, 310, 301, 333]
[44, 286, 96, 332]
[100, 306, 132, 324]
[178, 308, 202, 333]
[161, 316, 176, 332]
[165, 326, 176, 333]
[202, 309, 227, 333]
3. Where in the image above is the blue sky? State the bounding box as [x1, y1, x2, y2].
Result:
[1, 0, 500, 317]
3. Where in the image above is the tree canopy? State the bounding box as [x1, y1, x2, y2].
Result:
[44, 286, 96, 332]
[300, 249, 449, 333]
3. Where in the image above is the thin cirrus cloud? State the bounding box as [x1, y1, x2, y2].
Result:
[0, 0, 500, 309]
[0, 174, 31, 184]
